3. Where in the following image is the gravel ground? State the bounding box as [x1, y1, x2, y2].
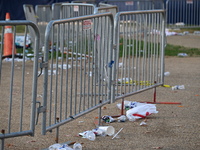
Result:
[1, 34, 200, 150]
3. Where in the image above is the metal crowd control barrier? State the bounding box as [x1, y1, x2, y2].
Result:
[41, 13, 114, 138]
[0, 21, 40, 149]
[111, 9, 179, 108]
[23, 4, 47, 50]
[23, 5, 41, 49]
[95, 3, 118, 17]
[52, 3, 62, 20]
[0, 8, 178, 149]
[72, 0, 98, 6]
[60, 3, 96, 19]
[101, 0, 165, 11]
[35, 5, 52, 22]
[35, 5, 52, 50]
[52, 3, 70, 20]
[166, 0, 200, 28]
[24, 3, 97, 50]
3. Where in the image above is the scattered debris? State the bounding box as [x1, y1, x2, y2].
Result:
[92, 128, 106, 136]
[152, 146, 163, 149]
[172, 85, 185, 90]
[79, 130, 96, 141]
[183, 31, 189, 35]
[165, 28, 178, 36]
[193, 31, 200, 34]
[126, 104, 158, 121]
[117, 115, 127, 122]
[48, 143, 62, 150]
[112, 128, 123, 139]
[102, 115, 115, 123]
[97, 126, 115, 136]
[175, 22, 185, 26]
[164, 72, 170, 76]
[48, 143, 75, 150]
[101, 106, 107, 110]
[177, 53, 188, 57]
[140, 121, 147, 126]
[118, 62, 123, 68]
[50, 64, 72, 69]
[73, 143, 82, 150]
[117, 78, 133, 84]
[5, 143, 15, 148]
[15, 35, 31, 48]
[26, 140, 36, 143]
[116, 100, 147, 110]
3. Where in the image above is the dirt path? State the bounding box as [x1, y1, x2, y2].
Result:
[167, 34, 200, 48]
[1, 35, 200, 150]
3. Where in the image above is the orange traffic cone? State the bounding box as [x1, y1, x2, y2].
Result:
[3, 12, 17, 58]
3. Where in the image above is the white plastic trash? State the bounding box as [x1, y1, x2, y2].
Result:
[92, 128, 106, 136]
[49, 143, 73, 150]
[118, 115, 127, 122]
[126, 104, 158, 121]
[79, 130, 96, 141]
[117, 101, 147, 110]
[98, 126, 115, 136]
[49, 143, 62, 150]
[178, 53, 188, 57]
[73, 143, 82, 150]
[164, 72, 170, 76]
[172, 85, 185, 90]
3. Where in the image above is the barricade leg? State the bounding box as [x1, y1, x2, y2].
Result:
[0, 130, 5, 150]
[146, 84, 182, 104]
[111, 98, 125, 118]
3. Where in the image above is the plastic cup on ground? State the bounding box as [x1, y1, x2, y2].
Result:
[98, 126, 115, 136]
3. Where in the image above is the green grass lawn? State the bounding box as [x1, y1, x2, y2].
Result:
[165, 44, 200, 56]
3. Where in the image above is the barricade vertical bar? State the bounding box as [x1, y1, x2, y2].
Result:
[8, 26, 16, 133]
[0, 27, 4, 83]
[30, 21, 40, 135]
[1, 130, 5, 150]
[19, 26, 27, 132]
[59, 25, 63, 122]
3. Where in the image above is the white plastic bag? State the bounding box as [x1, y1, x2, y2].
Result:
[117, 101, 147, 110]
[126, 104, 158, 121]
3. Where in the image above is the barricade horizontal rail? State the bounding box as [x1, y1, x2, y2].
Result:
[101, 0, 165, 11]
[72, 0, 98, 5]
[112, 10, 165, 102]
[95, 4, 118, 17]
[41, 12, 114, 135]
[166, 0, 200, 28]
[0, 20, 39, 148]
